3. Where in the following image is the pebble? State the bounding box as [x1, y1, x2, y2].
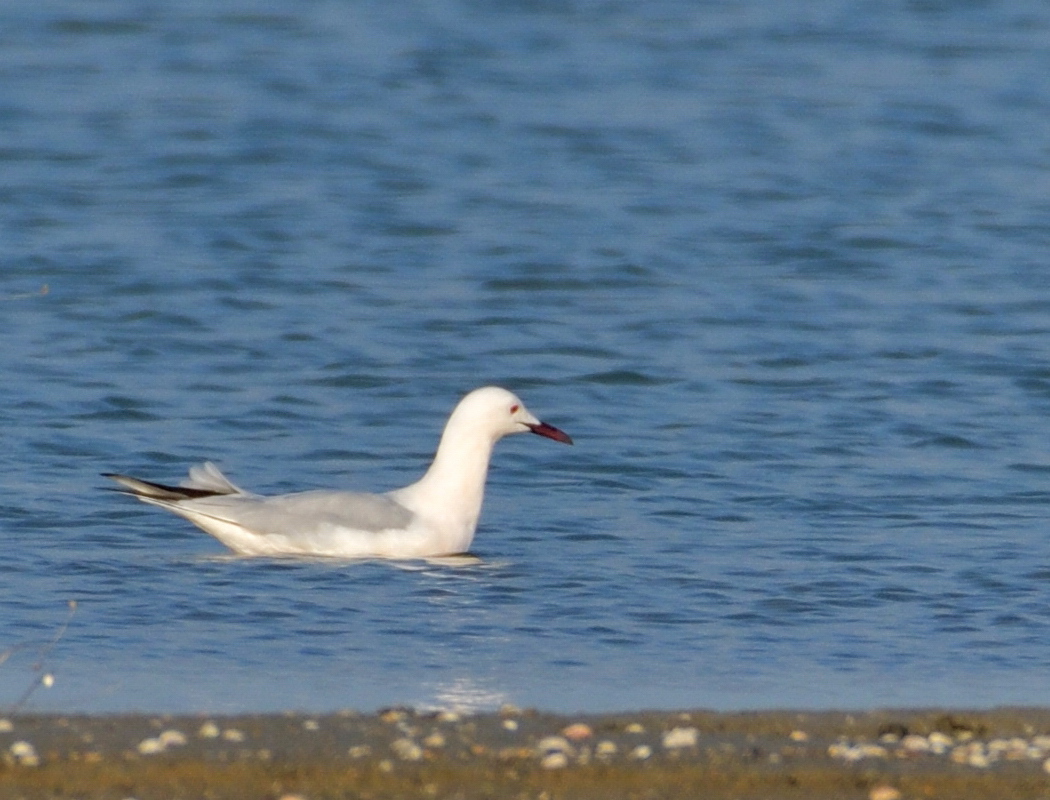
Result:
[629, 744, 653, 760]
[137, 737, 165, 755]
[625, 722, 646, 734]
[391, 737, 423, 761]
[501, 719, 519, 731]
[536, 736, 573, 757]
[662, 726, 699, 749]
[158, 730, 187, 748]
[423, 731, 446, 748]
[789, 730, 809, 742]
[966, 750, 992, 769]
[222, 728, 246, 743]
[869, 785, 902, 800]
[0, 719, 13, 733]
[9, 740, 39, 766]
[596, 740, 618, 757]
[900, 734, 930, 753]
[198, 722, 220, 738]
[562, 723, 593, 741]
[950, 743, 979, 765]
[540, 751, 569, 769]
[302, 719, 320, 731]
[927, 731, 952, 752]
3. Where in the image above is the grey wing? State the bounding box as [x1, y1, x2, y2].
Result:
[186, 489, 416, 536]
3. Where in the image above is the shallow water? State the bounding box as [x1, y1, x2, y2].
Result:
[3, 0, 1050, 713]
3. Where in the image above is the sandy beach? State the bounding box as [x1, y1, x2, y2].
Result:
[2, 707, 1050, 799]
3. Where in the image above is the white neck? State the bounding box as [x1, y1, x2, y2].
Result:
[387, 411, 498, 550]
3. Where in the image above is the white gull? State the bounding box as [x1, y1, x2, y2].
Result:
[104, 386, 572, 558]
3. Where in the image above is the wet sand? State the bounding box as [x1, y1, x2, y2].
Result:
[3, 707, 1050, 799]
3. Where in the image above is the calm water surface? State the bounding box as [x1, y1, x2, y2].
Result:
[3, 1, 1050, 712]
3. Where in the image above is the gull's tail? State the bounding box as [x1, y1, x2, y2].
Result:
[103, 461, 245, 501]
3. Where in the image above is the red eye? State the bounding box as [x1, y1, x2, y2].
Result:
[510, 404, 520, 414]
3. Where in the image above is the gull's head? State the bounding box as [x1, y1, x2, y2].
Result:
[453, 386, 573, 445]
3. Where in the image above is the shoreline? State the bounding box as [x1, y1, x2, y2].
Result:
[3, 707, 1050, 798]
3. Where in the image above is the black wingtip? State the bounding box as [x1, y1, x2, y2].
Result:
[102, 472, 224, 501]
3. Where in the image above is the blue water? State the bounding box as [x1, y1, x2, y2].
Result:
[3, 0, 1050, 713]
